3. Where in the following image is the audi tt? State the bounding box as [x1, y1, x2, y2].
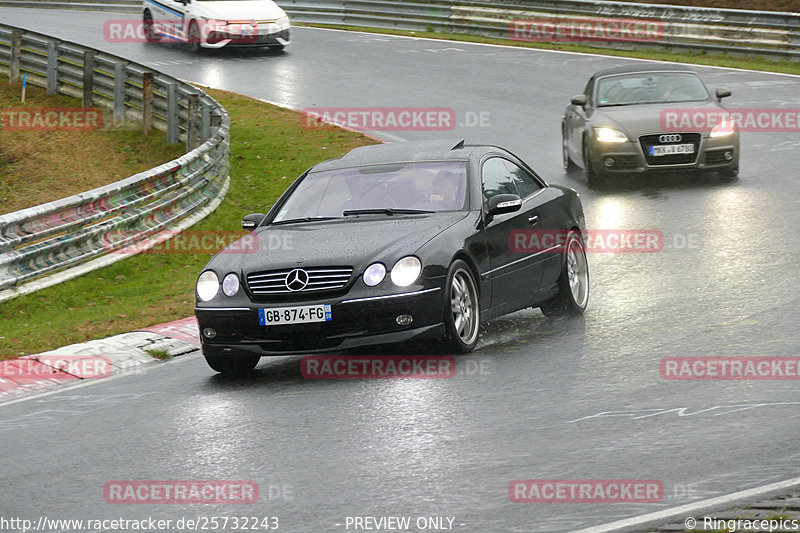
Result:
[562, 64, 739, 187]
[194, 140, 588, 374]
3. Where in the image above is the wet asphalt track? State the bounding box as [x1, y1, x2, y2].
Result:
[1, 8, 799, 532]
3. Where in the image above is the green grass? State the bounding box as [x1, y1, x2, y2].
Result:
[0, 88, 376, 359]
[299, 23, 800, 76]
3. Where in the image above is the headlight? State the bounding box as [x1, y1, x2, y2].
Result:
[222, 273, 240, 297]
[595, 127, 628, 143]
[710, 120, 735, 137]
[197, 271, 219, 302]
[390, 256, 421, 287]
[275, 15, 290, 30]
[363, 263, 386, 287]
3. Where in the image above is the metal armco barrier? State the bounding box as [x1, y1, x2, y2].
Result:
[0, 0, 797, 58]
[0, 23, 230, 301]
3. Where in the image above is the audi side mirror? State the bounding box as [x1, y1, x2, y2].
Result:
[571, 94, 587, 107]
[242, 213, 265, 231]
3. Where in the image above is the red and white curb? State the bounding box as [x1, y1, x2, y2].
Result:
[0, 316, 200, 402]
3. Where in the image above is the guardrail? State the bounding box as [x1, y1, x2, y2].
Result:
[0, 0, 797, 59]
[0, 23, 230, 301]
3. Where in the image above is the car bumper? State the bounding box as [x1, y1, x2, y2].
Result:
[203, 28, 290, 48]
[195, 286, 445, 355]
[589, 134, 739, 175]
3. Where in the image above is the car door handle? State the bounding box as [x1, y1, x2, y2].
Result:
[528, 215, 539, 226]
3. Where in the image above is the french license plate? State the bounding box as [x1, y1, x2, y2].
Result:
[649, 144, 695, 156]
[258, 304, 332, 326]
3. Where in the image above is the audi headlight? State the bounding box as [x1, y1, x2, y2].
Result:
[197, 271, 219, 302]
[595, 127, 628, 143]
[363, 263, 386, 287]
[390, 256, 421, 287]
[710, 120, 735, 138]
[222, 273, 240, 297]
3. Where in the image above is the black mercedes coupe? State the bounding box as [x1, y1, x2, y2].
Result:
[195, 140, 588, 374]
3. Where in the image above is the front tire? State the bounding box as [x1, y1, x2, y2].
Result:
[540, 231, 589, 317]
[187, 20, 202, 53]
[563, 124, 577, 172]
[205, 354, 260, 375]
[583, 137, 605, 188]
[441, 260, 480, 353]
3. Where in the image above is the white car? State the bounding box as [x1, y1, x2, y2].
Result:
[142, 0, 291, 51]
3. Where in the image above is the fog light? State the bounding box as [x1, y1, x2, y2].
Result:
[604, 158, 615, 167]
[203, 328, 217, 339]
[724, 151, 733, 161]
[396, 314, 413, 326]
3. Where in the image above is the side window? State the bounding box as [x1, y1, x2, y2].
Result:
[502, 160, 542, 199]
[481, 158, 519, 200]
[583, 78, 595, 108]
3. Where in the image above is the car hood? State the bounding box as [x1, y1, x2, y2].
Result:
[591, 100, 723, 136]
[213, 212, 469, 274]
[195, 1, 286, 21]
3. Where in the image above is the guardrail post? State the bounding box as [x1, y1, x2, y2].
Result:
[201, 103, 211, 142]
[113, 63, 126, 124]
[46, 41, 58, 95]
[167, 83, 178, 144]
[82, 51, 96, 107]
[186, 92, 199, 151]
[142, 72, 153, 133]
[10, 30, 22, 83]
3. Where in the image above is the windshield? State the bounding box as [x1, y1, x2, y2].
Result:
[596, 72, 710, 107]
[272, 161, 468, 223]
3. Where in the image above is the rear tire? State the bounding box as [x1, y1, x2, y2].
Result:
[441, 260, 480, 354]
[540, 230, 589, 317]
[205, 354, 260, 375]
[143, 11, 160, 43]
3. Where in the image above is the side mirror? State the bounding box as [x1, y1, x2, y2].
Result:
[571, 94, 587, 107]
[716, 88, 732, 101]
[242, 213, 265, 231]
[487, 194, 522, 218]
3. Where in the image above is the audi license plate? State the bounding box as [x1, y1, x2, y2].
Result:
[259, 304, 332, 326]
[649, 144, 695, 156]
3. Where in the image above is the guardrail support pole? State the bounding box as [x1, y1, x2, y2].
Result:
[113, 63, 126, 124]
[186, 93, 199, 151]
[10, 30, 22, 83]
[201, 103, 211, 142]
[142, 72, 153, 133]
[82, 51, 95, 107]
[167, 83, 178, 144]
[46, 41, 58, 95]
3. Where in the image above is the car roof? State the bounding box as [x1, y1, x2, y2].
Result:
[592, 63, 698, 79]
[311, 139, 474, 172]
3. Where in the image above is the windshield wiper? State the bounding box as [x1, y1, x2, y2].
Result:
[342, 208, 434, 216]
[270, 216, 339, 226]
